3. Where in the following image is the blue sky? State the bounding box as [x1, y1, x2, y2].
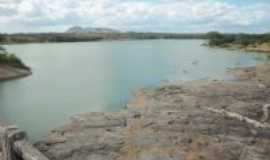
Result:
[0, 0, 270, 33]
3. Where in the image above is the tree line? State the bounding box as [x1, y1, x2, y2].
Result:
[207, 32, 270, 47]
[0, 32, 207, 44]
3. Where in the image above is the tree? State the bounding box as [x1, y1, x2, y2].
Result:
[0, 34, 6, 43]
[206, 32, 234, 46]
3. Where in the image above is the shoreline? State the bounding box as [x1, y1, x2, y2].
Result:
[1, 38, 206, 46]
[1, 44, 270, 159]
[212, 42, 270, 54]
[0, 65, 32, 81]
[35, 62, 270, 159]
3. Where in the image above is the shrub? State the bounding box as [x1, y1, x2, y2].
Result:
[0, 34, 5, 43]
[207, 32, 234, 46]
[207, 32, 270, 47]
[0, 46, 30, 70]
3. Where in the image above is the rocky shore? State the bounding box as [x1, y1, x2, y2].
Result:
[245, 43, 270, 53]
[0, 121, 10, 160]
[0, 65, 31, 81]
[0, 64, 31, 159]
[223, 42, 270, 53]
[35, 62, 270, 160]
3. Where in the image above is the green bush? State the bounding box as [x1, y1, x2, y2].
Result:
[207, 32, 234, 46]
[0, 34, 5, 43]
[207, 32, 270, 47]
[0, 46, 30, 70]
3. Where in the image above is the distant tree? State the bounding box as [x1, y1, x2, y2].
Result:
[0, 34, 6, 43]
[206, 31, 234, 46]
[262, 33, 270, 43]
[206, 31, 223, 40]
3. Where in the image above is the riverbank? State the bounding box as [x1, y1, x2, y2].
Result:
[223, 42, 270, 53]
[245, 42, 270, 53]
[35, 62, 270, 160]
[206, 32, 270, 54]
[0, 47, 32, 81]
[0, 65, 31, 81]
[0, 32, 206, 44]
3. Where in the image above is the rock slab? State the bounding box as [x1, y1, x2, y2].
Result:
[36, 64, 270, 160]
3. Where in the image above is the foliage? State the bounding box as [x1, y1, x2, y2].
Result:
[207, 32, 270, 47]
[0, 34, 6, 43]
[207, 32, 234, 46]
[0, 46, 30, 70]
[0, 32, 208, 44]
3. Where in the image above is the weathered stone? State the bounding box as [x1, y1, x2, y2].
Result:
[36, 63, 270, 160]
[35, 112, 127, 160]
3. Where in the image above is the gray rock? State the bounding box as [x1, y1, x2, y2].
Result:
[36, 64, 270, 160]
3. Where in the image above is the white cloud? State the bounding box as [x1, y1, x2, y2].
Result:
[0, 0, 269, 33]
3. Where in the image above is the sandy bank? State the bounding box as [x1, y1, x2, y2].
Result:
[0, 65, 31, 81]
[35, 62, 270, 160]
[245, 42, 270, 53]
[224, 42, 270, 54]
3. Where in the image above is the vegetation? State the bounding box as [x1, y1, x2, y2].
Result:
[0, 32, 207, 44]
[207, 32, 270, 47]
[0, 46, 30, 70]
[1, 31, 270, 45]
[0, 34, 6, 43]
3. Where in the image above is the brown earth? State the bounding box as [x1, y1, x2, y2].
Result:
[224, 42, 270, 54]
[245, 43, 270, 53]
[0, 65, 31, 81]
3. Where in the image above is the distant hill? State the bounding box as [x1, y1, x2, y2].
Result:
[66, 26, 121, 33]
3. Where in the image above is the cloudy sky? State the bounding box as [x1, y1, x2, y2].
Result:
[0, 0, 270, 33]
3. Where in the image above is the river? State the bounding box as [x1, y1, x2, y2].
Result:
[0, 40, 269, 141]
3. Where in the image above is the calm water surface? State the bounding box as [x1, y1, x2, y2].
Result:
[0, 40, 269, 141]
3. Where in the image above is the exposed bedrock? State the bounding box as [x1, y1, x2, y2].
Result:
[36, 64, 270, 160]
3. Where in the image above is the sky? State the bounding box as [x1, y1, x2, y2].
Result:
[0, 0, 270, 33]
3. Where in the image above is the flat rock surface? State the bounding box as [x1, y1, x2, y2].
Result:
[35, 112, 127, 160]
[36, 63, 270, 160]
